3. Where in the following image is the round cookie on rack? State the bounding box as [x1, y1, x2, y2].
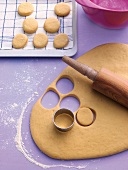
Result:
[23, 18, 38, 34]
[53, 33, 69, 49]
[54, 2, 70, 17]
[33, 33, 48, 48]
[12, 34, 28, 49]
[44, 18, 60, 33]
[18, 2, 34, 16]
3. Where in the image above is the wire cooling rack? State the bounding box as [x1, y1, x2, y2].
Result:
[0, 0, 77, 57]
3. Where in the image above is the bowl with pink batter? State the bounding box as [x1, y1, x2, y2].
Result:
[76, 0, 128, 29]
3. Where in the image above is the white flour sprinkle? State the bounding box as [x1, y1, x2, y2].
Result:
[0, 60, 91, 169]
[14, 93, 88, 169]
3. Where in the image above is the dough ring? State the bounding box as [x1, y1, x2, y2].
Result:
[30, 43, 128, 160]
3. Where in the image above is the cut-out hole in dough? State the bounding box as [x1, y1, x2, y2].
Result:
[41, 90, 59, 109]
[60, 96, 80, 112]
[56, 78, 74, 94]
[76, 108, 96, 127]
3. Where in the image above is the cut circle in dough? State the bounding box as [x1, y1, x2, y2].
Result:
[18, 2, 34, 16]
[33, 33, 48, 48]
[53, 33, 69, 49]
[44, 18, 60, 33]
[12, 34, 28, 49]
[30, 43, 128, 160]
[54, 2, 70, 17]
[76, 108, 94, 126]
[23, 18, 38, 34]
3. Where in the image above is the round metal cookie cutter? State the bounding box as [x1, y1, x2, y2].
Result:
[53, 108, 75, 132]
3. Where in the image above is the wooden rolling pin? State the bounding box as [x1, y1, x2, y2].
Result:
[62, 56, 128, 108]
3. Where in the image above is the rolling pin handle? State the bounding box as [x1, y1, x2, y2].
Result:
[62, 56, 98, 81]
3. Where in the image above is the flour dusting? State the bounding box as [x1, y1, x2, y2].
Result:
[14, 93, 89, 169]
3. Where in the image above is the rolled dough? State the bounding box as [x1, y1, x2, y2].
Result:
[30, 43, 128, 160]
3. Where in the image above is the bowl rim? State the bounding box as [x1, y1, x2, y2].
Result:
[75, 0, 128, 12]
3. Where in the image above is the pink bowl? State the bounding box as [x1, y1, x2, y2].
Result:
[75, 0, 128, 29]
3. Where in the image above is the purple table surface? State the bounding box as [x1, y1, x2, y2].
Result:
[0, 4, 128, 170]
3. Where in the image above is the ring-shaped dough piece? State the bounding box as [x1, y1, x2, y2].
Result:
[23, 18, 38, 34]
[54, 2, 70, 17]
[12, 34, 28, 49]
[33, 33, 48, 48]
[76, 108, 94, 126]
[53, 33, 69, 49]
[44, 18, 60, 33]
[18, 2, 34, 16]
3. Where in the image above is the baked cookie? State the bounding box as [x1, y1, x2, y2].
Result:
[12, 34, 28, 49]
[53, 33, 69, 49]
[23, 18, 38, 34]
[54, 2, 70, 17]
[44, 18, 60, 33]
[33, 33, 48, 48]
[18, 2, 34, 16]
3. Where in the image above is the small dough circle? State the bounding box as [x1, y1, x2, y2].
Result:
[54, 2, 70, 17]
[23, 18, 38, 34]
[12, 34, 28, 49]
[18, 2, 34, 16]
[33, 33, 48, 48]
[76, 108, 94, 126]
[53, 33, 69, 49]
[44, 18, 60, 33]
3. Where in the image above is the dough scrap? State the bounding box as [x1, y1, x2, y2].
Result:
[30, 43, 128, 160]
[12, 34, 28, 49]
[54, 2, 70, 17]
[23, 18, 38, 34]
[44, 18, 60, 33]
[33, 33, 48, 48]
[18, 2, 34, 16]
[53, 33, 69, 49]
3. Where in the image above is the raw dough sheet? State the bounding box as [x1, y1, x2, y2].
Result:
[0, 0, 77, 57]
